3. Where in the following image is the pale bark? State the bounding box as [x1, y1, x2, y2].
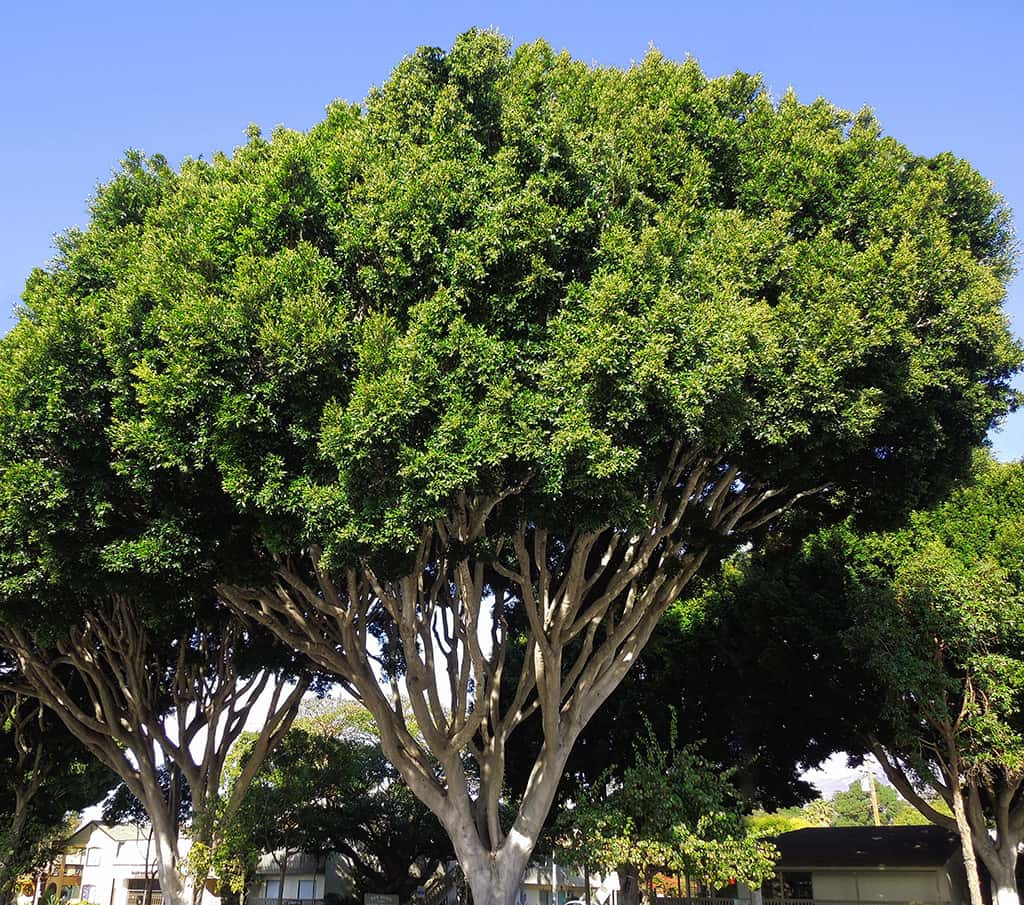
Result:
[149, 809, 193, 905]
[0, 598, 309, 905]
[971, 781, 1022, 905]
[949, 768, 986, 905]
[218, 450, 824, 905]
[987, 857, 1020, 905]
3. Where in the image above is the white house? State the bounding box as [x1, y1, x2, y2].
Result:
[31, 822, 220, 905]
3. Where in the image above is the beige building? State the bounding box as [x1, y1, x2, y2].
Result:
[763, 825, 968, 905]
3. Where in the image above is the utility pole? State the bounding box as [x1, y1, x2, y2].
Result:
[867, 770, 881, 827]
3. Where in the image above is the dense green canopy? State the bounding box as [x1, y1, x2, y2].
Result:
[686, 453, 1024, 905]
[1, 29, 1018, 607]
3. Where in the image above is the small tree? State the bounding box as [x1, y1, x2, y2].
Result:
[552, 718, 776, 905]
[223, 701, 451, 904]
[848, 459, 1024, 905]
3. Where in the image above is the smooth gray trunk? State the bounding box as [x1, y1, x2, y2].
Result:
[456, 844, 531, 905]
[150, 822, 193, 905]
[980, 848, 1019, 905]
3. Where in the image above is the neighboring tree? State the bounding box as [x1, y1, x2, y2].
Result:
[0, 603, 309, 905]
[697, 455, 1024, 905]
[802, 799, 837, 828]
[849, 458, 1024, 905]
[0, 687, 113, 901]
[223, 700, 451, 904]
[746, 811, 814, 836]
[748, 786, 945, 834]
[225, 729, 357, 905]
[321, 742, 453, 900]
[0, 151, 314, 905]
[551, 718, 777, 905]
[829, 780, 930, 827]
[1, 28, 1019, 905]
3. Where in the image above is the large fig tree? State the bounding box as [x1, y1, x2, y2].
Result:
[0, 29, 1020, 905]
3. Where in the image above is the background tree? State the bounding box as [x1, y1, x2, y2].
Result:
[224, 729, 358, 905]
[551, 717, 776, 905]
[0, 153, 315, 905]
[829, 780, 930, 827]
[695, 454, 1024, 905]
[223, 700, 451, 905]
[849, 457, 1024, 905]
[0, 686, 113, 902]
[0, 602, 310, 905]
[1, 28, 1019, 905]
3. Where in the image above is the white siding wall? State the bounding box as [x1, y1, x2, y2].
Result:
[74, 827, 218, 905]
[812, 874, 859, 901]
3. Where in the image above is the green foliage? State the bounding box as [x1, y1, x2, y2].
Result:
[695, 452, 1024, 827]
[0, 692, 114, 896]
[220, 703, 450, 901]
[0, 31, 1020, 889]
[829, 781, 926, 827]
[0, 30, 1018, 613]
[752, 782, 949, 831]
[552, 716, 776, 886]
[746, 811, 814, 836]
[840, 455, 1024, 782]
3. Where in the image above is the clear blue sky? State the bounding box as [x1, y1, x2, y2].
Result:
[2, 0, 1022, 457]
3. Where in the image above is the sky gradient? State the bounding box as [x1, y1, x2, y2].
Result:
[3, 0, 1022, 457]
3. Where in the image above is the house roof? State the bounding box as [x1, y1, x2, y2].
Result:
[65, 821, 149, 846]
[774, 826, 960, 869]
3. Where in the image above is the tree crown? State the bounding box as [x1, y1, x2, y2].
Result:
[1, 29, 1019, 604]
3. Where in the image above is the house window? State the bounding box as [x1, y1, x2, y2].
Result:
[266, 880, 281, 901]
[297, 881, 314, 900]
[764, 872, 813, 901]
[86, 848, 102, 867]
[127, 878, 162, 905]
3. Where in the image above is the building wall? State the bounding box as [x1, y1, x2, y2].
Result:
[804, 869, 949, 904]
[66, 826, 218, 905]
[521, 864, 617, 905]
[256, 872, 327, 901]
[250, 852, 353, 903]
